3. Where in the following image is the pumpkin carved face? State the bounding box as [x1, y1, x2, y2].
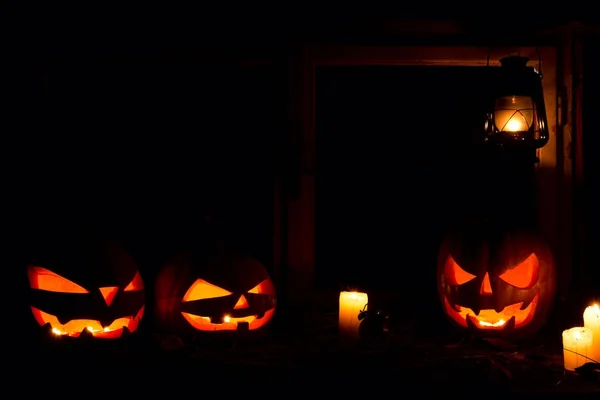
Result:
[27, 239, 145, 339]
[155, 252, 276, 338]
[437, 222, 556, 338]
[181, 277, 276, 331]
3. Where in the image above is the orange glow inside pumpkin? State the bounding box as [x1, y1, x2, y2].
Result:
[182, 309, 275, 331]
[124, 272, 144, 291]
[443, 253, 540, 329]
[28, 267, 145, 293]
[234, 295, 249, 309]
[30, 306, 145, 338]
[27, 266, 145, 338]
[498, 254, 539, 289]
[247, 278, 276, 295]
[181, 278, 276, 331]
[28, 267, 89, 293]
[99, 286, 119, 306]
[183, 279, 232, 301]
[444, 295, 538, 329]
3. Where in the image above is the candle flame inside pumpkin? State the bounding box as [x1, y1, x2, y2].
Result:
[444, 295, 538, 330]
[31, 306, 145, 339]
[181, 309, 275, 331]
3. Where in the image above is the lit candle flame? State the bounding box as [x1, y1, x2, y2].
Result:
[51, 326, 115, 336]
[478, 319, 506, 327]
[223, 315, 231, 323]
[505, 119, 526, 132]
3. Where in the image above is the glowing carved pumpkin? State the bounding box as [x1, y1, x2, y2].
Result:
[155, 251, 276, 339]
[437, 221, 556, 339]
[27, 237, 145, 339]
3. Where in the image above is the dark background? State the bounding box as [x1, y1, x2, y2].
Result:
[582, 37, 600, 298]
[5, 18, 600, 338]
[315, 66, 537, 299]
[19, 59, 282, 273]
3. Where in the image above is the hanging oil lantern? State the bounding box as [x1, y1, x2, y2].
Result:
[484, 56, 549, 150]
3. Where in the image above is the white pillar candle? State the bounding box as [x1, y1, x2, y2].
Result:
[338, 291, 368, 338]
[583, 303, 600, 363]
[562, 327, 594, 371]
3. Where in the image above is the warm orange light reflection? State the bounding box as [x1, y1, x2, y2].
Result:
[99, 286, 119, 307]
[505, 118, 527, 132]
[494, 95, 534, 133]
[124, 271, 144, 291]
[248, 278, 276, 295]
[498, 254, 539, 289]
[31, 306, 145, 338]
[28, 266, 88, 293]
[445, 254, 539, 294]
[233, 295, 249, 309]
[444, 295, 538, 329]
[444, 257, 476, 286]
[480, 273, 493, 295]
[181, 309, 275, 331]
[182, 279, 232, 302]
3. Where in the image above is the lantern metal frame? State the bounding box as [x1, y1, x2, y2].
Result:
[484, 55, 549, 150]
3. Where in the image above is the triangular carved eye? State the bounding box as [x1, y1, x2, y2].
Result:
[248, 278, 276, 295]
[499, 253, 539, 289]
[444, 256, 476, 286]
[182, 279, 232, 302]
[27, 266, 89, 293]
[124, 271, 144, 291]
[233, 295, 250, 310]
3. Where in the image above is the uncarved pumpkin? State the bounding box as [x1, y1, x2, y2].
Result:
[437, 220, 556, 340]
[155, 249, 276, 340]
[27, 235, 145, 339]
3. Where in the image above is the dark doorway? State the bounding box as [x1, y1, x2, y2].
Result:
[315, 65, 522, 305]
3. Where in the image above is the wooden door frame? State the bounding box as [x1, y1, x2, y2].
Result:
[280, 45, 568, 305]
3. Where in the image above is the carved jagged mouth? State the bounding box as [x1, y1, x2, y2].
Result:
[31, 306, 145, 339]
[443, 295, 538, 330]
[181, 309, 275, 332]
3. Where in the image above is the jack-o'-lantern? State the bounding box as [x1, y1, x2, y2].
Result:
[27, 236, 145, 339]
[155, 250, 276, 340]
[437, 221, 556, 339]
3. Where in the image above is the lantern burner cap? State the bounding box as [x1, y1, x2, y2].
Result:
[499, 56, 530, 69]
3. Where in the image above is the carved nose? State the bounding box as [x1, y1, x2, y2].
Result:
[480, 273, 493, 295]
[99, 287, 119, 306]
[234, 294, 249, 310]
